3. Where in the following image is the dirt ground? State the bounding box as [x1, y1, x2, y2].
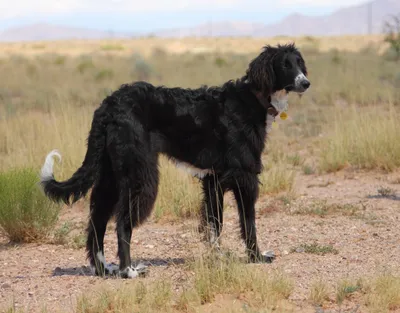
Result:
[1, 169, 400, 313]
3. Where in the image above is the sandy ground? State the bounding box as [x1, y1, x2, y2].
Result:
[1, 169, 400, 313]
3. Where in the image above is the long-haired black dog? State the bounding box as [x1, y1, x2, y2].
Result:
[40, 43, 310, 278]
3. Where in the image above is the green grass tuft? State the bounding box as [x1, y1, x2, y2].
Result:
[0, 167, 61, 243]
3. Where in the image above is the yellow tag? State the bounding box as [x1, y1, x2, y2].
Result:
[280, 112, 288, 120]
[272, 121, 278, 128]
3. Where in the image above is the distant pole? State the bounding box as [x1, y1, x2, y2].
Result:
[367, 2, 372, 34]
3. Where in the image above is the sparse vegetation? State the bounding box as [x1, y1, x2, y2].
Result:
[52, 222, 72, 245]
[291, 243, 339, 255]
[76, 279, 172, 313]
[0, 167, 61, 242]
[365, 274, 400, 313]
[75, 254, 294, 313]
[336, 279, 362, 304]
[192, 254, 293, 305]
[377, 186, 396, 197]
[259, 162, 296, 195]
[100, 44, 125, 51]
[154, 157, 202, 221]
[320, 104, 400, 173]
[383, 14, 400, 61]
[292, 200, 359, 217]
[302, 164, 316, 175]
[309, 278, 330, 306]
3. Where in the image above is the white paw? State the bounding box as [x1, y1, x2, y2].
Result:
[119, 263, 148, 279]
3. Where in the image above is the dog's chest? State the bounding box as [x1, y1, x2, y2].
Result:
[171, 158, 212, 178]
[270, 90, 289, 113]
[265, 114, 275, 135]
[266, 90, 289, 135]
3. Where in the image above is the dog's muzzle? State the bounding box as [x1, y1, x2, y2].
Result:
[294, 73, 310, 92]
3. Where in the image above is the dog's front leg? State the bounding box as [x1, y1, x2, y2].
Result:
[232, 172, 274, 263]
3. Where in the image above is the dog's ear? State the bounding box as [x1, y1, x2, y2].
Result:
[245, 46, 277, 96]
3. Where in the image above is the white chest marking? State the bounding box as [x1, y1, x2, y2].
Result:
[266, 114, 275, 135]
[172, 158, 212, 178]
[270, 90, 289, 114]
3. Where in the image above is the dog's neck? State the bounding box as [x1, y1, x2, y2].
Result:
[252, 90, 279, 117]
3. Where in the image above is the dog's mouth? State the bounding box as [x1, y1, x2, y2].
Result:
[284, 85, 307, 94]
[284, 86, 294, 92]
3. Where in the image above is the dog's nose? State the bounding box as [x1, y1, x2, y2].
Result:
[301, 80, 310, 90]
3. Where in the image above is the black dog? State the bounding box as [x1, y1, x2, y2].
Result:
[40, 43, 310, 278]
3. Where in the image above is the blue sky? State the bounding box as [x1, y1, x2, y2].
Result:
[0, 0, 369, 32]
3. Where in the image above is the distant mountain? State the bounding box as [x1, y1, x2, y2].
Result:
[154, 0, 400, 37]
[0, 23, 133, 42]
[252, 0, 400, 37]
[0, 0, 399, 42]
[152, 21, 266, 38]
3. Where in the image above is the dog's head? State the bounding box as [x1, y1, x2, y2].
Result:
[246, 43, 310, 96]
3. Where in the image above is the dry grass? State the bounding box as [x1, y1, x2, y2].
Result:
[291, 243, 339, 255]
[259, 162, 296, 195]
[192, 253, 293, 306]
[154, 157, 202, 221]
[309, 278, 330, 306]
[291, 200, 360, 217]
[365, 274, 400, 313]
[76, 279, 173, 313]
[320, 104, 400, 173]
[336, 279, 362, 305]
[0, 35, 387, 58]
[75, 253, 294, 313]
[0, 167, 61, 242]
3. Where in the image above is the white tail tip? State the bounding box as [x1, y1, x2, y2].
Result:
[40, 149, 62, 182]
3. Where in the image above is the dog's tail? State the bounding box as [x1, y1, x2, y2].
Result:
[40, 116, 106, 205]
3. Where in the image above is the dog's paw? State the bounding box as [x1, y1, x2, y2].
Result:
[248, 250, 276, 264]
[261, 250, 276, 263]
[105, 262, 119, 276]
[119, 263, 148, 279]
[90, 262, 120, 277]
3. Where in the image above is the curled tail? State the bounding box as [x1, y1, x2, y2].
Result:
[40, 117, 106, 205]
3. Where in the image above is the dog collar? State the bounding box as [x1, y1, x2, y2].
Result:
[252, 90, 280, 118]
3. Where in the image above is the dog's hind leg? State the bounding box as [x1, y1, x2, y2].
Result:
[200, 174, 226, 250]
[108, 120, 159, 278]
[86, 153, 119, 277]
[232, 172, 275, 264]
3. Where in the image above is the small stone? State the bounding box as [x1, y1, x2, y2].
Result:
[145, 244, 155, 249]
[1, 283, 11, 289]
[296, 247, 305, 253]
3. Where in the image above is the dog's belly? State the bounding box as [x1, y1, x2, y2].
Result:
[171, 158, 213, 178]
[153, 130, 220, 178]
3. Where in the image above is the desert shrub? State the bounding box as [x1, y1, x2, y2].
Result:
[0, 167, 61, 242]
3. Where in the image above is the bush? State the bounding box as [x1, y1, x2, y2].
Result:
[383, 14, 400, 62]
[0, 167, 61, 242]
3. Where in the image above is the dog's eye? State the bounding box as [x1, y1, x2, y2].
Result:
[297, 57, 302, 65]
[284, 60, 292, 69]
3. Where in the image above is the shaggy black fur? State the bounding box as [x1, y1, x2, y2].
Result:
[40, 43, 310, 278]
